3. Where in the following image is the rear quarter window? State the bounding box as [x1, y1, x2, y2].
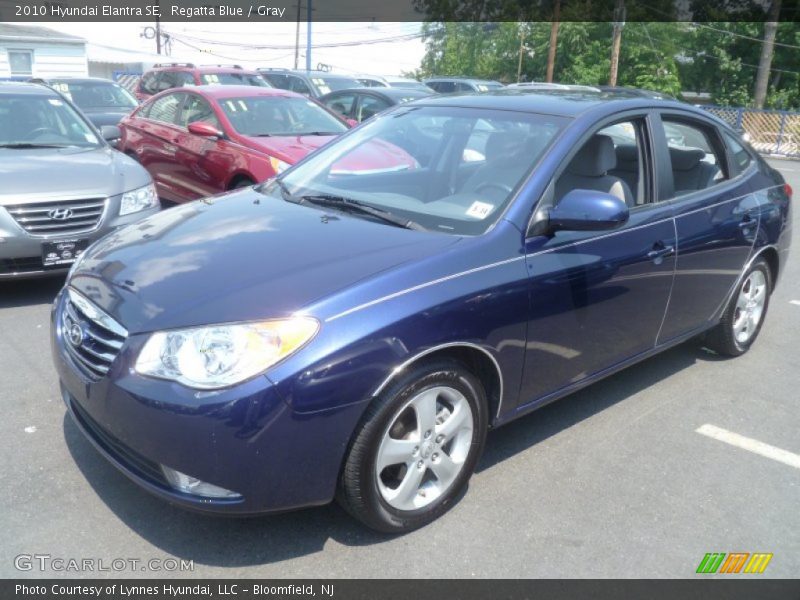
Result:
[723, 131, 754, 176]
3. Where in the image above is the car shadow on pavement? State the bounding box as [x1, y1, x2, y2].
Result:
[477, 341, 713, 472]
[0, 276, 64, 309]
[61, 339, 718, 568]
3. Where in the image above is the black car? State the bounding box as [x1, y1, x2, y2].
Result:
[258, 68, 361, 99]
[29, 77, 139, 128]
[319, 87, 433, 123]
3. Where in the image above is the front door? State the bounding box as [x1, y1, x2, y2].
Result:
[518, 115, 677, 409]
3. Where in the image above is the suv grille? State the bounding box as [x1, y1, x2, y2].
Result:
[5, 198, 106, 236]
[61, 289, 127, 380]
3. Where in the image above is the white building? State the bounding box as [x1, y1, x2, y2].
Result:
[0, 23, 87, 79]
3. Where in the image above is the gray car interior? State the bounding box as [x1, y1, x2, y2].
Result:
[555, 134, 635, 206]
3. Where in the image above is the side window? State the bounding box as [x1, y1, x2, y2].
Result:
[288, 76, 312, 96]
[357, 95, 390, 121]
[662, 118, 727, 197]
[323, 93, 356, 118]
[180, 95, 220, 129]
[554, 119, 650, 208]
[140, 72, 159, 94]
[723, 131, 753, 176]
[263, 74, 290, 90]
[456, 82, 473, 92]
[147, 93, 183, 125]
[436, 81, 456, 93]
[157, 71, 193, 92]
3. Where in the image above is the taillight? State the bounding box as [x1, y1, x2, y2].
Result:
[785, 183, 793, 199]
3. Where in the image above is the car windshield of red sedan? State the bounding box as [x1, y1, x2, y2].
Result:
[201, 73, 271, 87]
[262, 105, 566, 235]
[220, 95, 348, 136]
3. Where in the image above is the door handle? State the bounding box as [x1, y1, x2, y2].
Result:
[647, 242, 675, 264]
[738, 215, 755, 229]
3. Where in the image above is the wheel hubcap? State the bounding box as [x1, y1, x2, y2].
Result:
[733, 270, 766, 345]
[375, 385, 474, 511]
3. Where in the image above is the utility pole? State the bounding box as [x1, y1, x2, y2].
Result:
[609, 0, 625, 86]
[517, 24, 526, 83]
[294, 1, 302, 69]
[546, 0, 560, 83]
[155, 0, 162, 55]
[754, 0, 781, 109]
[305, 0, 312, 71]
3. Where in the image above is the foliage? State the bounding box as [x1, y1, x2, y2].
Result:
[414, 20, 800, 109]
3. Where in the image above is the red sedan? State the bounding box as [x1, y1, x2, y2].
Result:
[118, 86, 351, 203]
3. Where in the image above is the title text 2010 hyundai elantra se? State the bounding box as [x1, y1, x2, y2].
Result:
[52, 90, 792, 532]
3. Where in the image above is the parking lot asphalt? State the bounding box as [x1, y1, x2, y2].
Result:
[1, 159, 798, 579]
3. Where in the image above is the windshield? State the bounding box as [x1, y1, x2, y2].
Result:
[311, 76, 360, 94]
[49, 80, 137, 109]
[261, 105, 566, 235]
[201, 73, 271, 87]
[219, 95, 348, 136]
[0, 94, 101, 147]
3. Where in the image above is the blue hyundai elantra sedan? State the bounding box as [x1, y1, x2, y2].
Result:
[52, 90, 792, 532]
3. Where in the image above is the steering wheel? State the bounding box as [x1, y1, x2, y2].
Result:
[27, 127, 59, 140]
[475, 182, 513, 195]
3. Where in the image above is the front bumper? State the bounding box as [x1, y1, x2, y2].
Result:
[0, 202, 159, 279]
[51, 289, 363, 515]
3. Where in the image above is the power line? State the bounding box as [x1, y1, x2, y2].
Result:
[692, 22, 800, 51]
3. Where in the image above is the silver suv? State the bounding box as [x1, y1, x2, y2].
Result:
[0, 82, 159, 278]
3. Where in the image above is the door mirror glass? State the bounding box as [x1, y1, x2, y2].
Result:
[100, 125, 121, 146]
[547, 189, 629, 232]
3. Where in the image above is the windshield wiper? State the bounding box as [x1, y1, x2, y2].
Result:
[251, 133, 272, 137]
[294, 193, 426, 231]
[0, 143, 71, 149]
[300, 131, 339, 136]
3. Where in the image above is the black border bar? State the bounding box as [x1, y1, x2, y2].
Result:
[5, 579, 800, 600]
[1, 0, 799, 22]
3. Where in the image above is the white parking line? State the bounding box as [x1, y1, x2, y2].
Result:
[790, 300, 800, 306]
[696, 424, 800, 470]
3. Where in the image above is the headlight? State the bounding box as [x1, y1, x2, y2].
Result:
[268, 156, 291, 174]
[120, 183, 158, 216]
[135, 317, 319, 389]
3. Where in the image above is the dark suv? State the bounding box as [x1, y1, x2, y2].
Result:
[258, 68, 360, 99]
[136, 63, 270, 101]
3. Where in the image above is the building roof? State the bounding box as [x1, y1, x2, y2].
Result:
[0, 23, 85, 44]
[86, 43, 170, 65]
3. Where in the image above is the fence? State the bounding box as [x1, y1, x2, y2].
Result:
[112, 71, 142, 94]
[703, 105, 800, 158]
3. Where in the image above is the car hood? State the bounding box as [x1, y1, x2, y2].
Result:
[242, 134, 335, 163]
[69, 188, 459, 334]
[0, 146, 149, 202]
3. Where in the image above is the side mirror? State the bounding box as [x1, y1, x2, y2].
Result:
[345, 118, 359, 128]
[100, 125, 121, 147]
[547, 189, 629, 233]
[187, 121, 223, 138]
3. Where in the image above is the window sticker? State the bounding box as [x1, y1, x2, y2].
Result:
[466, 201, 494, 219]
[48, 98, 63, 106]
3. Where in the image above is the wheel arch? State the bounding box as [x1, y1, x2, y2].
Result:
[371, 342, 504, 427]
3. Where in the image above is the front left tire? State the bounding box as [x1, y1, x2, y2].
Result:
[337, 359, 488, 533]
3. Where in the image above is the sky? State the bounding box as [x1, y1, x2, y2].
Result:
[38, 21, 427, 76]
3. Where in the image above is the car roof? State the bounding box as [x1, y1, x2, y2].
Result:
[323, 87, 432, 101]
[425, 77, 503, 85]
[34, 77, 118, 84]
[154, 64, 260, 74]
[408, 88, 702, 119]
[0, 81, 59, 96]
[260, 69, 359, 79]
[180, 84, 301, 100]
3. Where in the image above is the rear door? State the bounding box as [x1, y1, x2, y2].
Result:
[653, 112, 759, 343]
[518, 112, 677, 409]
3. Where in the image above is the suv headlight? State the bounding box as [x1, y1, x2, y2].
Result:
[135, 318, 319, 389]
[120, 183, 158, 216]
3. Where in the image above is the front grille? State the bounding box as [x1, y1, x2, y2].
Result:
[61, 289, 127, 380]
[5, 198, 106, 236]
[69, 394, 168, 486]
[0, 256, 44, 275]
